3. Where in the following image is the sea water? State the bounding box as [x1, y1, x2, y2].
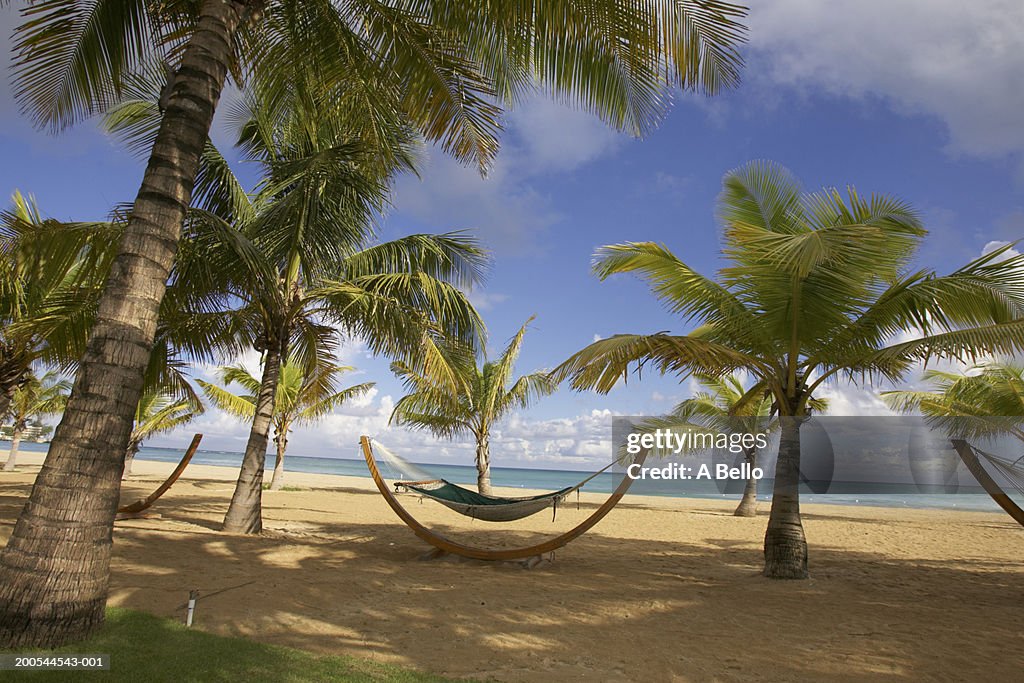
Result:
[8, 441, 1011, 513]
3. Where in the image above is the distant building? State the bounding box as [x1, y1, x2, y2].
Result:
[0, 423, 52, 443]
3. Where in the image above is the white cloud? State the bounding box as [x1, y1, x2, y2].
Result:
[390, 94, 628, 256]
[982, 240, 1021, 262]
[749, 0, 1024, 160]
[507, 96, 624, 173]
[467, 290, 510, 312]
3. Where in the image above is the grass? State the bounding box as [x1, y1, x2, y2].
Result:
[6, 608, 474, 682]
[262, 484, 306, 491]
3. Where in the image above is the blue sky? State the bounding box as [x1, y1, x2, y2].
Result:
[2, 1, 1023, 468]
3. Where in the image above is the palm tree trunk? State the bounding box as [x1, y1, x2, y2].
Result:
[734, 447, 758, 517]
[763, 417, 808, 579]
[3, 424, 23, 472]
[222, 344, 283, 533]
[0, 0, 247, 649]
[122, 443, 140, 478]
[0, 348, 28, 420]
[269, 429, 287, 491]
[476, 432, 492, 495]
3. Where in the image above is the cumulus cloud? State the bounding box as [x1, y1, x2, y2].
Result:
[506, 96, 624, 173]
[749, 0, 1024, 159]
[467, 290, 510, 312]
[390, 94, 629, 256]
[982, 239, 1021, 261]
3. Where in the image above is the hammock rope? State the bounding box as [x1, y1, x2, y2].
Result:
[970, 445, 1024, 498]
[951, 439, 1024, 528]
[373, 441, 616, 523]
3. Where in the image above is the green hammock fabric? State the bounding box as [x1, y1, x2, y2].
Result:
[402, 480, 574, 506]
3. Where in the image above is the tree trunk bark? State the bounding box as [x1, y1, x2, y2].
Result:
[3, 425, 23, 472]
[0, 0, 246, 649]
[763, 417, 808, 579]
[734, 447, 758, 517]
[122, 443, 140, 478]
[269, 429, 287, 491]
[222, 344, 283, 533]
[476, 432, 492, 496]
[0, 348, 29, 421]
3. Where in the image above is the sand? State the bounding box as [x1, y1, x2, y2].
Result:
[1, 451, 1022, 681]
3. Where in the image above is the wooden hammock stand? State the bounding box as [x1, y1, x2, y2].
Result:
[361, 435, 646, 562]
[116, 433, 202, 519]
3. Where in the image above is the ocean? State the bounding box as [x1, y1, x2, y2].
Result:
[8, 440, 1015, 514]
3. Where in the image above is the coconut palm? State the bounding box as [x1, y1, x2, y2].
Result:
[659, 374, 774, 516]
[3, 371, 71, 472]
[200, 359, 373, 490]
[555, 161, 1024, 579]
[180, 89, 487, 534]
[390, 318, 556, 495]
[882, 362, 1024, 441]
[0, 192, 118, 419]
[635, 374, 828, 517]
[123, 386, 204, 477]
[2, 1, 749, 646]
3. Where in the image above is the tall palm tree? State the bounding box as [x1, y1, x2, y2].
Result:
[882, 362, 1024, 441]
[2, 370, 71, 472]
[2, 1, 749, 646]
[555, 161, 1024, 579]
[123, 385, 204, 477]
[390, 318, 556, 495]
[200, 358, 373, 490]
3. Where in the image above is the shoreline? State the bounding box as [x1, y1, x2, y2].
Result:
[2, 451, 1022, 680]
[9, 442, 1008, 514]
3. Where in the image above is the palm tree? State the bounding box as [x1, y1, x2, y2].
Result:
[200, 358, 373, 490]
[637, 374, 828, 517]
[0, 192, 117, 419]
[172, 88, 489, 534]
[555, 161, 1024, 579]
[390, 318, 556, 495]
[123, 386, 204, 477]
[3, 371, 71, 472]
[666, 374, 773, 516]
[2, 1, 749, 646]
[882, 362, 1024, 441]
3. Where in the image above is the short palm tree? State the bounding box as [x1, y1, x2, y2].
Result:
[123, 386, 204, 477]
[665, 374, 773, 517]
[2, 1, 749, 646]
[636, 374, 827, 517]
[390, 318, 556, 495]
[882, 362, 1024, 441]
[200, 359, 373, 491]
[3, 370, 70, 472]
[0, 192, 116, 419]
[555, 161, 1024, 579]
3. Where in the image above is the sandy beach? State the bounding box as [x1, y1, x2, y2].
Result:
[2, 452, 1022, 681]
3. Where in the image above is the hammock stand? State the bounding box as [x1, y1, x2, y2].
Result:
[951, 439, 1024, 528]
[116, 433, 202, 519]
[361, 435, 646, 561]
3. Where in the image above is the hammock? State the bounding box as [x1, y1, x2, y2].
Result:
[950, 439, 1024, 528]
[375, 441, 613, 522]
[361, 436, 646, 561]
